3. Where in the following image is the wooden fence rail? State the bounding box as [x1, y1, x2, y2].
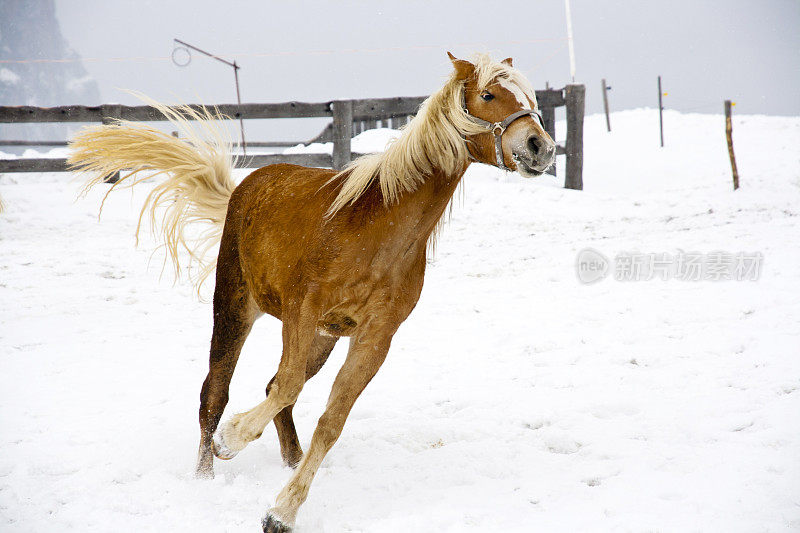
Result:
[0, 86, 584, 188]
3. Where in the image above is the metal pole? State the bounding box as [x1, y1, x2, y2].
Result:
[658, 75, 664, 147]
[601, 78, 611, 132]
[564, 0, 576, 82]
[174, 38, 236, 68]
[232, 61, 246, 156]
[173, 38, 246, 154]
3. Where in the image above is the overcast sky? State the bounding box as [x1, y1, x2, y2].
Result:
[28, 0, 800, 141]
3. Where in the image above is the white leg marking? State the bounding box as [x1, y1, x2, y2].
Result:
[213, 397, 284, 458]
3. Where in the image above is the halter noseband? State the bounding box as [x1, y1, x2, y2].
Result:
[462, 94, 546, 171]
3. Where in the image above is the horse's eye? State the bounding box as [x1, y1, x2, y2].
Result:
[481, 92, 494, 102]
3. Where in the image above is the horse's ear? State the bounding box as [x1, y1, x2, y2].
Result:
[447, 51, 474, 80]
[501, 57, 513, 67]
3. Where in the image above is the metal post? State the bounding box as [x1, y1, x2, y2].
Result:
[658, 75, 664, 147]
[564, 0, 576, 82]
[232, 61, 246, 156]
[601, 78, 611, 132]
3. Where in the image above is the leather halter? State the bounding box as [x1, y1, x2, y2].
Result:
[462, 94, 546, 171]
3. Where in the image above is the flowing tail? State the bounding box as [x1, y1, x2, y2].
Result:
[68, 93, 236, 293]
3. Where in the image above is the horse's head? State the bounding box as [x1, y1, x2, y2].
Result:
[449, 52, 556, 177]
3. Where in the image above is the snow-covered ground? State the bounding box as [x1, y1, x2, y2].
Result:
[1, 109, 799, 532]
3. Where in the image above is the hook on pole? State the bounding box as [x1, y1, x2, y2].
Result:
[171, 44, 191, 67]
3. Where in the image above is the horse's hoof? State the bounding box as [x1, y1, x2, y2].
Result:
[283, 451, 303, 469]
[195, 466, 215, 479]
[195, 447, 216, 478]
[262, 513, 292, 533]
[212, 427, 239, 460]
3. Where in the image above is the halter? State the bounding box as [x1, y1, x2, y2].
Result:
[462, 93, 546, 171]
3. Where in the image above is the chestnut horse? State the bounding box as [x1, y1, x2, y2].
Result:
[69, 53, 555, 532]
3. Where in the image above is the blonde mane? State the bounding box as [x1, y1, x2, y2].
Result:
[473, 55, 538, 109]
[326, 54, 535, 217]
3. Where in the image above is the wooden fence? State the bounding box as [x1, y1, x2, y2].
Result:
[0, 85, 584, 189]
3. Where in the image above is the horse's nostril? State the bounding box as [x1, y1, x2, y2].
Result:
[527, 135, 543, 156]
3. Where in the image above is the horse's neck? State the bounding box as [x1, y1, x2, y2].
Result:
[384, 163, 470, 244]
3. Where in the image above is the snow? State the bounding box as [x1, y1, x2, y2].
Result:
[282, 127, 402, 155]
[0, 147, 73, 160]
[1, 109, 799, 532]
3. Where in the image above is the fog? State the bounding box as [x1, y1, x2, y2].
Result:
[6, 0, 800, 142]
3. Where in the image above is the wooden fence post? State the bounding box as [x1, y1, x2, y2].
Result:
[332, 100, 353, 171]
[564, 84, 585, 190]
[541, 103, 556, 177]
[725, 100, 740, 190]
[101, 103, 122, 183]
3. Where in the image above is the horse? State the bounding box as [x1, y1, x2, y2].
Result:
[68, 52, 556, 532]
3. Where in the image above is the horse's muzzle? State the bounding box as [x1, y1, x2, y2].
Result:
[513, 135, 556, 177]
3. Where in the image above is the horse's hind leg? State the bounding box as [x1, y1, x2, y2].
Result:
[212, 292, 320, 461]
[270, 334, 338, 467]
[196, 252, 259, 478]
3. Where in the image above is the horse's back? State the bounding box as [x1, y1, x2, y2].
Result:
[232, 163, 337, 208]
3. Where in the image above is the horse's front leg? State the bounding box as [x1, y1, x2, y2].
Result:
[261, 332, 392, 533]
[270, 333, 339, 468]
[212, 294, 319, 460]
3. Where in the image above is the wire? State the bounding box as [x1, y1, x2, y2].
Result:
[0, 55, 171, 64]
[0, 38, 568, 65]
